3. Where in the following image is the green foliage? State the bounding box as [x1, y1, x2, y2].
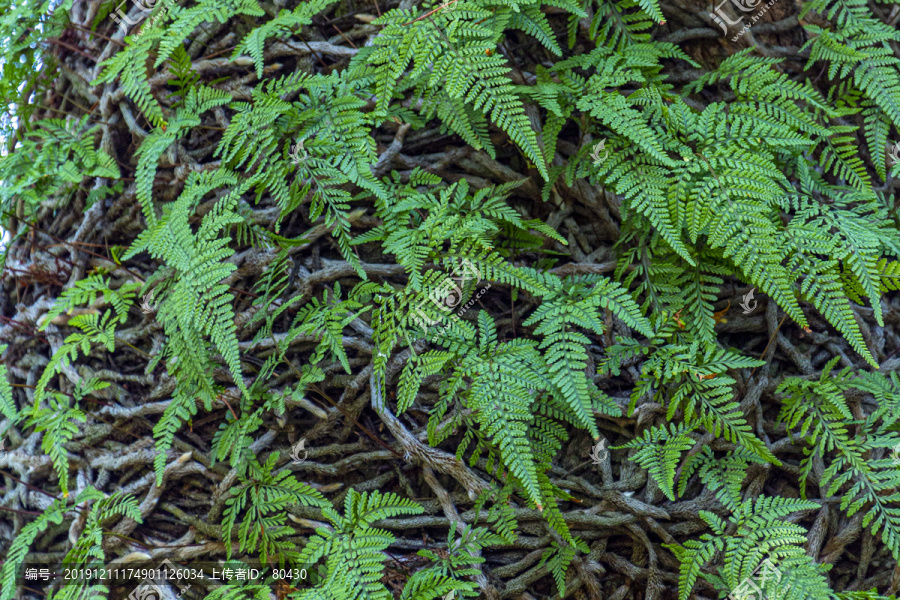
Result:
[222, 452, 328, 563]
[34, 309, 121, 410]
[7, 0, 900, 598]
[401, 311, 550, 508]
[666, 496, 833, 600]
[398, 307, 615, 544]
[470, 482, 520, 545]
[523, 274, 652, 439]
[800, 0, 900, 166]
[6, 276, 137, 497]
[407, 521, 501, 599]
[356, 175, 563, 286]
[0, 344, 16, 421]
[677, 445, 769, 511]
[1, 496, 66, 600]
[614, 423, 696, 501]
[164, 45, 202, 107]
[0, 487, 138, 600]
[349, 0, 593, 178]
[126, 169, 248, 393]
[41, 273, 140, 326]
[842, 257, 900, 302]
[294, 489, 433, 600]
[56, 493, 143, 600]
[155, 0, 265, 69]
[541, 46, 900, 366]
[286, 283, 371, 373]
[94, 30, 168, 128]
[359, 172, 563, 377]
[25, 379, 103, 495]
[63, 492, 141, 566]
[607, 332, 777, 467]
[537, 537, 589, 597]
[94, 0, 264, 127]
[232, 0, 337, 78]
[133, 85, 232, 223]
[777, 359, 900, 560]
[0, 116, 120, 223]
[0, 0, 74, 140]
[124, 169, 253, 482]
[208, 69, 388, 273]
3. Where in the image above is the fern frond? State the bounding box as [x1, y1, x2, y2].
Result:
[615, 423, 695, 501]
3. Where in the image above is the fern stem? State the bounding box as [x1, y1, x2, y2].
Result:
[403, 0, 461, 25]
[217, 393, 239, 421]
[115, 337, 151, 359]
[0, 505, 43, 516]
